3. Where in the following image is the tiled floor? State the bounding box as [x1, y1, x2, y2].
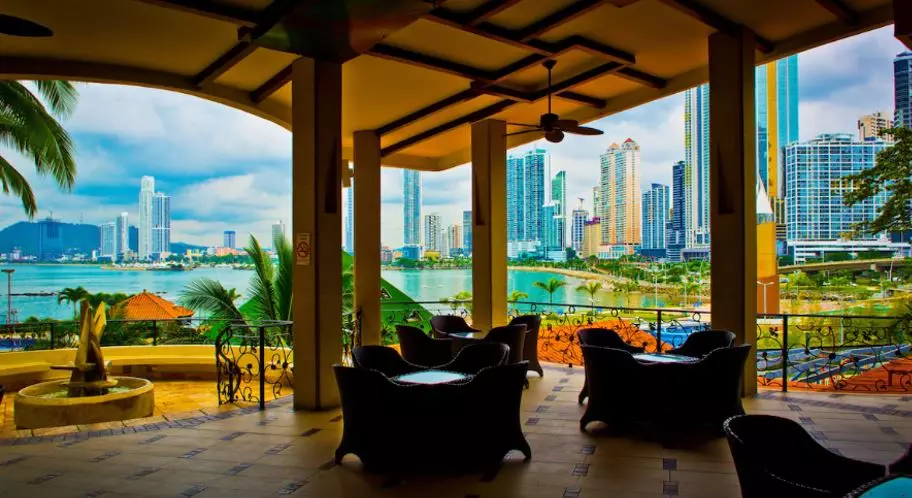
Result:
[1, 380, 252, 435]
[1, 365, 911, 497]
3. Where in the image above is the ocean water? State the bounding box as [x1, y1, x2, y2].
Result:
[0, 265, 671, 322]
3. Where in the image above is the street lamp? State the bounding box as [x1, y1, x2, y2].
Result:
[1, 269, 13, 325]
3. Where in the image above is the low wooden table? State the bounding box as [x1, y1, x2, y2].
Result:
[633, 353, 699, 364]
[845, 475, 912, 497]
[393, 370, 470, 385]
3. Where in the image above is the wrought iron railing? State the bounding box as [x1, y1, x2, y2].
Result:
[380, 300, 912, 393]
[756, 313, 912, 393]
[0, 318, 226, 352]
[214, 320, 293, 410]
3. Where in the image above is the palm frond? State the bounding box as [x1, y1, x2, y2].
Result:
[273, 232, 293, 321]
[0, 154, 37, 217]
[245, 234, 278, 321]
[0, 82, 77, 195]
[179, 278, 244, 321]
[32, 81, 78, 118]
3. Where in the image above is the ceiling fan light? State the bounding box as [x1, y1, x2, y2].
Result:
[545, 129, 564, 143]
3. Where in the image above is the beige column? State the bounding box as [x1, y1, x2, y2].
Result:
[352, 131, 382, 345]
[471, 119, 508, 330]
[291, 58, 343, 410]
[708, 29, 758, 396]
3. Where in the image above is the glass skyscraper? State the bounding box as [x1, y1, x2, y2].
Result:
[551, 170, 567, 248]
[642, 183, 669, 251]
[506, 155, 525, 242]
[423, 213, 441, 251]
[152, 192, 171, 256]
[523, 149, 547, 244]
[668, 161, 686, 262]
[683, 85, 710, 249]
[785, 134, 889, 242]
[115, 212, 129, 261]
[402, 170, 421, 245]
[685, 55, 798, 251]
[896, 52, 912, 128]
[571, 202, 588, 254]
[223, 230, 235, 250]
[101, 222, 116, 258]
[138, 176, 154, 259]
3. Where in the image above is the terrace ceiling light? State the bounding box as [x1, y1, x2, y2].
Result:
[0, 14, 52, 37]
[506, 60, 604, 144]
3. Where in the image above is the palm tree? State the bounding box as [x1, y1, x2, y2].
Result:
[576, 281, 603, 307]
[1, 81, 79, 217]
[533, 277, 566, 305]
[181, 233, 294, 322]
[57, 286, 89, 319]
[507, 290, 528, 312]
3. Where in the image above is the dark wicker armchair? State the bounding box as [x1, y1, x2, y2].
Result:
[579, 346, 657, 432]
[577, 328, 645, 404]
[668, 329, 736, 358]
[396, 325, 454, 367]
[724, 415, 885, 498]
[430, 315, 480, 338]
[484, 324, 526, 365]
[509, 315, 544, 377]
[352, 346, 423, 378]
[333, 361, 532, 473]
[441, 342, 508, 375]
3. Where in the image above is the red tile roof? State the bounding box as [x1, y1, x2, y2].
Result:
[115, 290, 194, 320]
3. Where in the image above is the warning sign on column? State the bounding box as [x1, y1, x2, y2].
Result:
[295, 233, 311, 266]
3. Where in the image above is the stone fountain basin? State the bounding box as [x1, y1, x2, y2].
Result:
[14, 376, 154, 430]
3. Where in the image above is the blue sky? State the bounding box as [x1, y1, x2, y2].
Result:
[0, 26, 906, 247]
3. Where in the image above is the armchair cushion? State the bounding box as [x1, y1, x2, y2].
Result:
[396, 325, 454, 367]
[667, 329, 736, 358]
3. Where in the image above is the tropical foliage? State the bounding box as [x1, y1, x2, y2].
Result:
[57, 286, 89, 319]
[576, 281, 602, 306]
[181, 233, 292, 322]
[0, 81, 79, 217]
[533, 277, 566, 304]
[843, 126, 912, 236]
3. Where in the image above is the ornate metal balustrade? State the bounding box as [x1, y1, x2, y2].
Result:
[756, 313, 912, 393]
[0, 317, 228, 352]
[214, 321, 293, 410]
[380, 300, 711, 366]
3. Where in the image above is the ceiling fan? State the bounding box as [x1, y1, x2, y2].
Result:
[507, 60, 604, 144]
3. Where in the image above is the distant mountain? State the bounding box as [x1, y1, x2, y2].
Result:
[0, 220, 100, 259]
[170, 241, 207, 254]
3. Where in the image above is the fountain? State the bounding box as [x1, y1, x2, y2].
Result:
[14, 302, 154, 430]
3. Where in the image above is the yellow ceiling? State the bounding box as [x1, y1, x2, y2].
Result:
[0, 0, 896, 170]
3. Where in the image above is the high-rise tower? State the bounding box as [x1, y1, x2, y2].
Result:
[423, 213, 441, 251]
[895, 52, 912, 128]
[403, 170, 421, 245]
[138, 176, 154, 259]
[152, 192, 171, 256]
[599, 139, 641, 251]
[642, 183, 669, 252]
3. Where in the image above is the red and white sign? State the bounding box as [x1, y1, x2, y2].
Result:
[295, 233, 311, 266]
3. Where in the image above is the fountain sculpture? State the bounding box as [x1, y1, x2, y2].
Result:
[14, 302, 154, 429]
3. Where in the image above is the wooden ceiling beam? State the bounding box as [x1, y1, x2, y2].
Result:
[896, 0, 912, 50]
[368, 44, 495, 82]
[377, 89, 482, 136]
[656, 0, 774, 53]
[469, 83, 534, 102]
[534, 62, 624, 98]
[463, 0, 524, 26]
[251, 63, 294, 103]
[615, 67, 666, 89]
[557, 91, 607, 108]
[814, 0, 859, 24]
[193, 41, 256, 87]
[382, 100, 517, 157]
[190, 0, 303, 89]
[133, 0, 260, 27]
[516, 0, 609, 42]
[426, 10, 551, 54]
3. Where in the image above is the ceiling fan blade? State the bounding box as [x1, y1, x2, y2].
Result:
[555, 119, 579, 128]
[545, 129, 564, 143]
[506, 129, 543, 137]
[507, 122, 540, 128]
[563, 126, 604, 136]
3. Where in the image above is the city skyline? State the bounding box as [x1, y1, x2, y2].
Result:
[0, 27, 903, 248]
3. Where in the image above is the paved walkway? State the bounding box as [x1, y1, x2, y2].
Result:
[1, 366, 911, 497]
